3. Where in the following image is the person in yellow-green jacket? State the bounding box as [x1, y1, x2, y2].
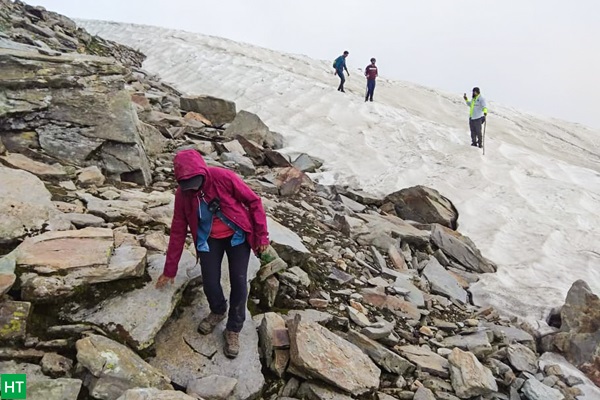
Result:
[463, 87, 488, 148]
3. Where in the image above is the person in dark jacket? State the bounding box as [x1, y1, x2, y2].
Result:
[156, 149, 269, 359]
[333, 50, 350, 92]
[364, 58, 378, 102]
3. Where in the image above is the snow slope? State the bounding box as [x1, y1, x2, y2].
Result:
[81, 21, 600, 325]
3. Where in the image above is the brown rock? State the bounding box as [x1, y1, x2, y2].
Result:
[275, 167, 313, 196]
[265, 150, 292, 168]
[384, 185, 458, 229]
[448, 348, 497, 398]
[183, 111, 211, 126]
[0, 153, 67, 178]
[0, 273, 16, 296]
[388, 244, 407, 271]
[362, 287, 421, 320]
[131, 94, 151, 111]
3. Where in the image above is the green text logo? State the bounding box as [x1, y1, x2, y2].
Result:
[0, 374, 26, 399]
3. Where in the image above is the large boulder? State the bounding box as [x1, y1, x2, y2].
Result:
[223, 110, 280, 149]
[346, 213, 430, 251]
[68, 252, 195, 351]
[180, 95, 236, 126]
[543, 280, 600, 386]
[15, 228, 147, 301]
[0, 166, 56, 243]
[431, 224, 497, 273]
[0, 48, 152, 185]
[384, 185, 459, 229]
[0, 360, 82, 400]
[288, 315, 381, 395]
[76, 334, 172, 400]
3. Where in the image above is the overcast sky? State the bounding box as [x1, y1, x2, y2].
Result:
[31, 0, 600, 129]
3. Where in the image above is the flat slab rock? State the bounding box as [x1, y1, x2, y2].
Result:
[422, 257, 468, 304]
[288, 316, 381, 395]
[448, 348, 497, 398]
[522, 377, 565, 400]
[0, 152, 67, 177]
[398, 345, 449, 378]
[68, 252, 196, 351]
[149, 255, 264, 400]
[431, 224, 496, 273]
[267, 217, 310, 254]
[17, 228, 147, 301]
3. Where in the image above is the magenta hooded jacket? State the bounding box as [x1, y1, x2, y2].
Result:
[163, 149, 269, 278]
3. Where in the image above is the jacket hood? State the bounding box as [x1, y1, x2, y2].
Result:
[173, 149, 209, 181]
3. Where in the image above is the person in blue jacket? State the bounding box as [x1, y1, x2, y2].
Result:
[333, 51, 350, 92]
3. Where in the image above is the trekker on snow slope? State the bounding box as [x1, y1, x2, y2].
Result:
[364, 57, 378, 102]
[155, 149, 270, 359]
[463, 87, 488, 148]
[333, 50, 350, 92]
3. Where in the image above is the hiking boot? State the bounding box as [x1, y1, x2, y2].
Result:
[197, 312, 226, 335]
[471, 143, 477, 147]
[224, 330, 240, 359]
[478, 144, 483, 148]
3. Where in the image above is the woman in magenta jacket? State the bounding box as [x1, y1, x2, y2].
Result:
[156, 149, 269, 358]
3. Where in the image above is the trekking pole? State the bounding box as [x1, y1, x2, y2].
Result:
[482, 119, 487, 156]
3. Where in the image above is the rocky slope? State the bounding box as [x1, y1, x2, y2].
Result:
[0, 2, 599, 400]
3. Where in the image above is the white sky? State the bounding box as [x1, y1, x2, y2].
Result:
[31, 0, 600, 129]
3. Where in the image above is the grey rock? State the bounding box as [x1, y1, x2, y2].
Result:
[187, 375, 238, 400]
[350, 213, 430, 251]
[485, 323, 535, 345]
[267, 217, 310, 259]
[507, 344, 539, 374]
[422, 257, 468, 304]
[293, 153, 322, 173]
[414, 386, 436, 400]
[220, 152, 256, 176]
[398, 345, 449, 378]
[61, 213, 106, 228]
[384, 185, 458, 229]
[258, 312, 290, 377]
[442, 331, 492, 355]
[345, 330, 414, 375]
[393, 275, 426, 307]
[448, 348, 498, 398]
[68, 252, 195, 351]
[431, 224, 497, 273]
[339, 195, 366, 213]
[370, 246, 387, 270]
[286, 309, 333, 325]
[296, 382, 354, 400]
[361, 320, 394, 340]
[116, 389, 197, 400]
[0, 166, 56, 243]
[76, 334, 172, 400]
[27, 378, 83, 400]
[289, 266, 311, 287]
[224, 110, 276, 148]
[288, 317, 381, 395]
[521, 378, 564, 400]
[180, 95, 236, 126]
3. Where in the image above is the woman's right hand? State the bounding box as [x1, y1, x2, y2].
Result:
[156, 274, 175, 289]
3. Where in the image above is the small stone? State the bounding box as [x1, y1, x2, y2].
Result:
[41, 352, 74, 378]
[348, 306, 371, 327]
[309, 298, 329, 309]
[465, 319, 479, 327]
[420, 326, 434, 337]
[77, 166, 105, 187]
[361, 320, 394, 341]
[59, 181, 77, 191]
[565, 375, 584, 387]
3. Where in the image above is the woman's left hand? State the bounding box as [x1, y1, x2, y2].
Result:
[256, 244, 269, 255]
